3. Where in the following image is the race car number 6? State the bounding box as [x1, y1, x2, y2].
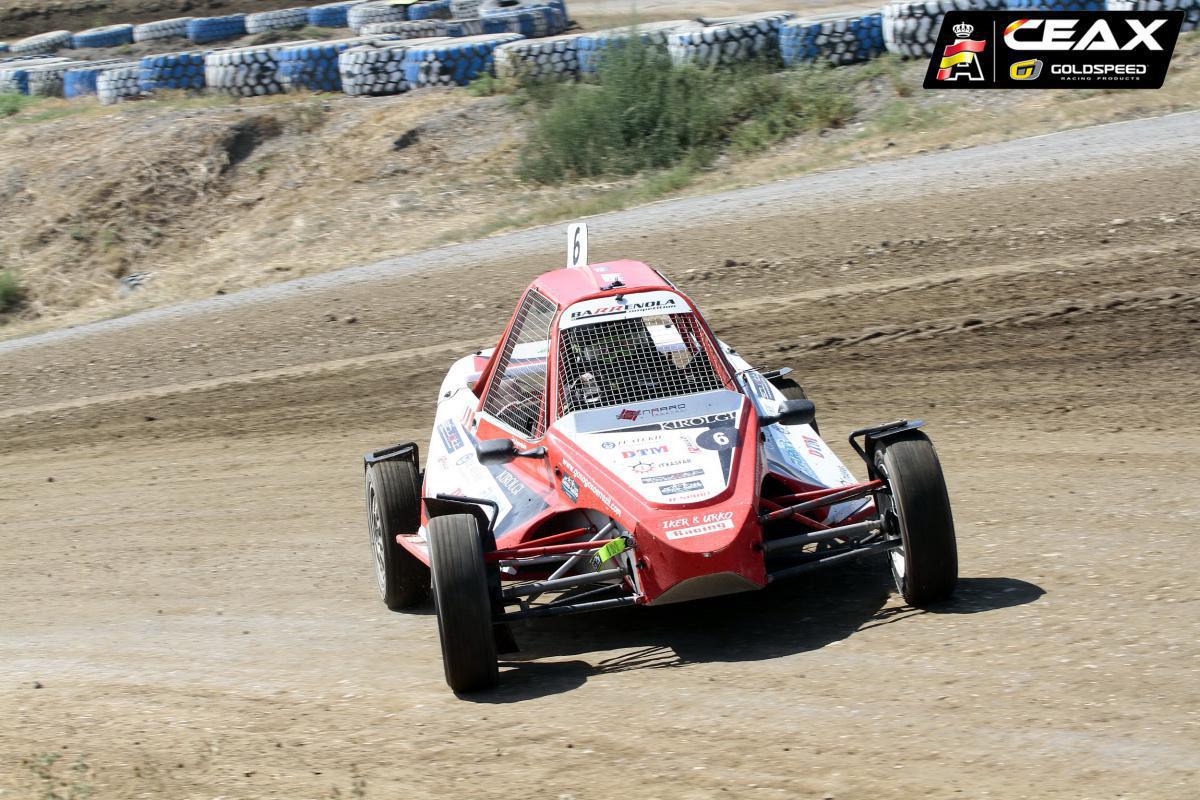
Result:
[567, 222, 588, 268]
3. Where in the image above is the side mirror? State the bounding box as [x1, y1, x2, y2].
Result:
[476, 438, 547, 464]
[761, 399, 816, 428]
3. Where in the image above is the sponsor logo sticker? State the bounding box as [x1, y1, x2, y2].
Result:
[659, 479, 704, 497]
[561, 475, 580, 502]
[640, 468, 704, 485]
[437, 420, 464, 453]
[665, 518, 735, 540]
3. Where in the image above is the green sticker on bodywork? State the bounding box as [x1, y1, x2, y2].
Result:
[592, 537, 628, 567]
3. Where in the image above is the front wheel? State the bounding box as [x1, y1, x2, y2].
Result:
[428, 514, 498, 693]
[366, 460, 431, 610]
[875, 432, 957, 606]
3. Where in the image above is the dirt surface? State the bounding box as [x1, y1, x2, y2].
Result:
[2, 113, 1199, 798]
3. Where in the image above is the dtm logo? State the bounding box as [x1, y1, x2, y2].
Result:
[937, 21, 987, 82]
[622, 445, 669, 459]
[1004, 18, 1167, 51]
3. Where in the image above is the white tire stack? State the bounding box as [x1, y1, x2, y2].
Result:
[206, 43, 308, 96]
[97, 64, 145, 104]
[883, 0, 1004, 59]
[339, 37, 449, 95]
[666, 11, 797, 67]
[451, 0, 484, 17]
[402, 32, 523, 87]
[494, 32, 582, 80]
[1106, 0, 1199, 31]
[29, 59, 120, 96]
[133, 17, 194, 43]
[0, 57, 72, 93]
[575, 19, 701, 73]
[11, 30, 73, 56]
[360, 19, 450, 37]
[245, 7, 311, 34]
[348, 1, 411, 33]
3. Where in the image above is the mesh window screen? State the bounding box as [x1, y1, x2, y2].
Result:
[481, 290, 557, 438]
[558, 313, 724, 415]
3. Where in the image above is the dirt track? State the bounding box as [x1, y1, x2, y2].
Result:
[2, 113, 1199, 798]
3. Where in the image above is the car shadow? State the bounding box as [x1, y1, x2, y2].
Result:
[464, 566, 1046, 703]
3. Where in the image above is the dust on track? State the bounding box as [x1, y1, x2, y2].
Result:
[1, 116, 1198, 799]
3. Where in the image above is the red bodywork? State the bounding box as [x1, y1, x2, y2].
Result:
[398, 260, 878, 605]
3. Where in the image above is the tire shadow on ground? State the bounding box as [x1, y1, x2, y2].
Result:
[464, 566, 1045, 702]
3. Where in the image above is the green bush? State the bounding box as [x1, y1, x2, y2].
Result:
[516, 38, 854, 184]
[0, 270, 25, 314]
[0, 93, 37, 117]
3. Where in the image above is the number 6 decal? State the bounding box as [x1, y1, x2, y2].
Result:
[567, 222, 588, 269]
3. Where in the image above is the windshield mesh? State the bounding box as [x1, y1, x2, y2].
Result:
[481, 289, 557, 438]
[557, 313, 724, 415]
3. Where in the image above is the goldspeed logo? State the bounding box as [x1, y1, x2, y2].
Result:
[1010, 58, 1043, 80]
[937, 21, 987, 81]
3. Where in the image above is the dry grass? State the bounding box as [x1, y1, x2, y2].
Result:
[0, 32, 1197, 339]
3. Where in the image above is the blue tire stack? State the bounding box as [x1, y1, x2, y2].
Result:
[1007, 0, 1105, 7]
[64, 60, 138, 97]
[139, 51, 208, 92]
[477, 5, 567, 38]
[402, 32, 523, 86]
[307, 1, 366, 28]
[71, 24, 135, 49]
[408, 0, 455, 21]
[780, 13, 884, 67]
[187, 14, 248, 44]
[278, 37, 383, 92]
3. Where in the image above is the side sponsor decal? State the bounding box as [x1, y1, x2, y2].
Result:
[622, 445, 670, 458]
[803, 435, 823, 458]
[437, 420, 465, 453]
[570, 296, 682, 322]
[640, 468, 704, 485]
[561, 458, 624, 518]
[663, 511, 735, 540]
[660, 479, 704, 497]
[561, 474, 580, 502]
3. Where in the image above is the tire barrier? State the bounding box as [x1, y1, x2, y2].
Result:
[349, 1, 410, 33]
[278, 36, 388, 92]
[1007, 0, 1104, 8]
[1107, 0, 1199, 30]
[361, 19, 450, 37]
[64, 60, 138, 97]
[494, 32, 581, 80]
[97, 64, 145, 104]
[481, 0, 568, 16]
[575, 20, 699, 73]
[30, 59, 114, 97]
[883, 0, 1004, 59]
[339, 37, 450, 95]
[133, 17, 193, 43]
[245, 7, 311, 34]
[408, 0, 455, 21]
[139, 50, 209, 92]
[402, 32, 523, 86]
[478, 5, 568, 38]
[0, 57, 73, 94]
[307, 1, 368, 29]
[11, 31, 74, 56]
[206, 43, 300, 96]
[451, 0, 484, 17]
[667, 11, 796, 67]
[780, 12, 885, 66]
[0, 44, 9, 56]
[188, 15, 248, 45]
[71, 24, 134, 49]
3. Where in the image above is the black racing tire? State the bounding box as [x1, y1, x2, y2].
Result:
[365, 460, 430, 610]
[874, 432, 957, 606]
[428, 513, 499, 693]
[772, 377, 820, 435]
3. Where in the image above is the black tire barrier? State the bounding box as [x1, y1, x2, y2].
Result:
[883, 0, 1004, 59]
[97, 64, 145, 104]
[206, 43, 300, 96]
[245, 7, 311, 34]
[780, 12, 885, 66]
[188, 15, 248, 45]
[71, 24, 134, 49]
[138, 51, 208, 91]
[360, 20, 450, 37]
[339, 37, 451, 95]
[494, 32, 581, 80]
[348, 1, 410, 33]
[133, 17, 193, 43]
[451, 0, 483, 18]
[402, 32, 523, 86]
[667, 11, 796, 67]
[278, 36, 391, 92]
[408, 0, 455, 21]
[11, 30, 74, 56]
[0, 57, 73, 94]
[64, 60, 138, 97]
[1107, 0, 1199, 31]
[308, 1, 367, 28]
[575, 20, 701, 73]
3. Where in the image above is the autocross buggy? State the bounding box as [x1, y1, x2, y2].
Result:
[365, 226, 958, 693]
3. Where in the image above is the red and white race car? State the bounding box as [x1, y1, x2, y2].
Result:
[365, 225, 958, 693]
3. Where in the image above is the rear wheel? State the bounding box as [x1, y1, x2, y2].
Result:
[875, 432, 957, 606]
[366, 460, 430, 610]
[772, 377, 819, 435]
[428, 513, 499, 693]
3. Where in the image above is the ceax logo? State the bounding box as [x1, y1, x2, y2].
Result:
[1010, 57, 1043, 80]
[937, 21, 987, 81]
